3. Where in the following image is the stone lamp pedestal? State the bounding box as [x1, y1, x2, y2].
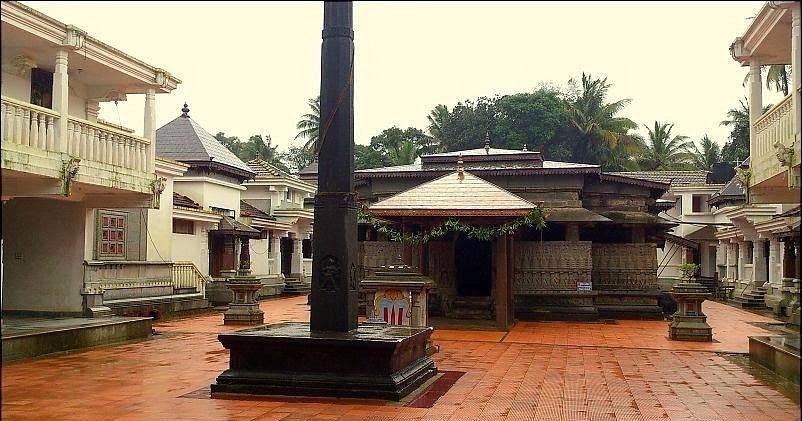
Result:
[668, 282, 713, 341]
[223, 276, 264, 325]
[361, 260, 434, 328]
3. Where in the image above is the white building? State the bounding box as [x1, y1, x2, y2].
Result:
[154, 105, 315, 300]
[611, 171, 725, 289]
[723, 1, 800, 322]
[1, 1, 183, 316]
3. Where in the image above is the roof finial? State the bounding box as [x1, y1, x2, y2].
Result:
[457, 153, 464, 181]
[522, 144, 528, 152]
[181, 103, 190, 118]
[484, 132, 490, 155]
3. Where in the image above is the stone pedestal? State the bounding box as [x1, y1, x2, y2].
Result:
[669, 282, 713, 342]
[223, 276, 264, 325]
[211, 322, 435, 400]
[784, 278, 800, 326]
[361, 261, 434, 327]
[81, 290, 112, 318]
[206, 279, 234, 308]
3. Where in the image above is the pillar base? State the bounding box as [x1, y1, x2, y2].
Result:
[211, 322, 436, 400]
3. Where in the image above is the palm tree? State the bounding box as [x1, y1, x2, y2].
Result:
[294, 96, 320, 157]
[689, 135, 722, 171]
[638, 121, 694, 171]
[565, 73, 639, 165]
[742, 64, 790, 96]
[426, 104, 449, 151]
[387, 140, 421, 166]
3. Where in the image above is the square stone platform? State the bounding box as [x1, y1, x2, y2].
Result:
[211, 321, 436, 400]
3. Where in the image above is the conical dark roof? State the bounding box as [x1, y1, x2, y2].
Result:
[156, 106, 254, 179]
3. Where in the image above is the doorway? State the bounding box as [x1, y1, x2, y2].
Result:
[280, 237, 294, 276]
[455, 236, 492, 296]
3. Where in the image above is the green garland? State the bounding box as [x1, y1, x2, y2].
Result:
[357, 205, 546, 245]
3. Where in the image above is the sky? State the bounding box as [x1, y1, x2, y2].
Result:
[23, 1, 785, 153]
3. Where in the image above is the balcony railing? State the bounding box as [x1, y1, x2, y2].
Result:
[2, 96, 58, 151]
[172, 261, 207, 297]
[67, 117, 150, 172]
[1, 95, 152, 173]
[751, 94, 798, 186]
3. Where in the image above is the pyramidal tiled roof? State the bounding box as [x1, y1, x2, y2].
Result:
[369, 170, 535, 217]
[247, 158, 289, 178]
[155, 108, 254, 177]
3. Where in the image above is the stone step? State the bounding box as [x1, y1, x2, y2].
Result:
[283, 278, 311, 295]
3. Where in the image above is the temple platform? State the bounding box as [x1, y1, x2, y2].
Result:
[749, 334, 800, 384]
[211, 321, 436, 400]
[1, 315, 152, 363]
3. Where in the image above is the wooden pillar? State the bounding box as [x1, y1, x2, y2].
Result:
[495, 233, 510, 329]
[507, 234, 515, 323]
[402, 221, 414, 265]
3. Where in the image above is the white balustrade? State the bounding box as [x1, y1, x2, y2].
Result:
[1, 95, 152, 173]
[68, 116, 151, 171]
[172, 261, 207, 297]
[1, 96, 59, 152]
[752, 94, 797, 186]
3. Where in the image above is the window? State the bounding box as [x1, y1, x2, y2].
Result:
[173, 218, 194, 235]
[98, 211, 127, 259]
[30, 68, 53, 109]
[691, 195, 708, 213]
[285, 189, 292, 201]
[302, 238, 312, 258]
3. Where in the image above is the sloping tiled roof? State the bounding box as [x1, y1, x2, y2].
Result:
[608, 171, 710, 187]
[423, 148, 541, 157]
[214, 216, 261, 237]
[369, 170, 536, 217]
[155, 113, 254, 177]
[240, 200, 274, 220]
[356, 160, 596, 174]
[247, 158, 289, 178]
[299, 161, 318, 175]
[708, 176, 746, 205]
[173, 192, 200, 209]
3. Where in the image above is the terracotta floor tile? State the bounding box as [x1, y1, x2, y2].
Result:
[2, 296, 798, 421]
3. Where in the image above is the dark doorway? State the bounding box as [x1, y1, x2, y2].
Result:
[455, 236, 492, 296]
[209, 235, 225, 277]
[281, 237, 294, 276]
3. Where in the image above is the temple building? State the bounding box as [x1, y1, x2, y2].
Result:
[353, 145, 674, 328]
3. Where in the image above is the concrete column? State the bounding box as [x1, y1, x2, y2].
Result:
[52, 49, 69, 152]
[737, 241, 748, 281]
[792, 7, 801, 139]
[769, 238, 782, 285]
[753, 239, 768, 285]
[748, 59, 762, 158]
[494, 233, 510, 329]
[270, 234, 282, 276]
[726, 242, 736, 279]
[291, 237, 303, 275]
[143, 88, 156, 173]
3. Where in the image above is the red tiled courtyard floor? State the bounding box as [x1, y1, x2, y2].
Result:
[2, 296, 799, 420]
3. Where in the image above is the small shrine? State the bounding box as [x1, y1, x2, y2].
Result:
[668, 282, 713, 341]
[361, 257, 435, 327]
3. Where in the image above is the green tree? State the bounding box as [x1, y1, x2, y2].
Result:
[369, 126, 433, 165]
[689, 134, 722, 171]
[426, 104, 449, 150]
[355, 144, 388, 170]
[743, 65, 791, 96]
[637, 121, 694, 171]
[214, 132, 289, 172]
[564, 73, 639, 167]
[494, 89, 572, 160]
[720, 98, 750, 164]
[294, 96, 320, 157]
[436, 96, 500, 152]
[279, 144, 315, 173]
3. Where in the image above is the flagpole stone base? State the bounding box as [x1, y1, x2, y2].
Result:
[211, 322, 436, 400]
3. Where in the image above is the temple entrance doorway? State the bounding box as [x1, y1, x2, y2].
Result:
[280, 237, 293, 276]
[455, 236, 492, 296]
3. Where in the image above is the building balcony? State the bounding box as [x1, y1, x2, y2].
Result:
[1, 1, 180, 207]
[749, 93, 801, 203]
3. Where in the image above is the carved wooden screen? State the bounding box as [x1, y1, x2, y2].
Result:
[359, 241, 403, 277]
[513, 241, 592, 294]
[591, 244, 658, 291]
[427, 241, 456, 296]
